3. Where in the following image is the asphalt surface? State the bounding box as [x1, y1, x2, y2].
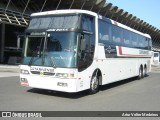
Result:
[0, 68, 160, 120]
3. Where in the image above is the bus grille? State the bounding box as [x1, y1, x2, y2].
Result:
[31, 71, 55, 76]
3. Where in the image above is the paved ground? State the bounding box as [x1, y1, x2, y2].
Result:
[151, 64, 160, 72]
[0, 65, 160, 120]
[1, 72, 160, 110]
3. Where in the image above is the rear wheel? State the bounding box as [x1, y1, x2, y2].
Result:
[144, 66, 147, 77]
[137, 66, 143, 80]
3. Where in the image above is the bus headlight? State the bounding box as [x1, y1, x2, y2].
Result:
[55, 73, 74, 79]
[20, 69, 29, 74]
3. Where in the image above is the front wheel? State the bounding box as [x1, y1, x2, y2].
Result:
[89, 74, 99, 94]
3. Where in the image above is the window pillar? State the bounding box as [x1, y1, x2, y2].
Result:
[0, 24, 5, 63]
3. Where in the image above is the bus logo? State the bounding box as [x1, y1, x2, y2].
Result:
[105, 46, 116, 53]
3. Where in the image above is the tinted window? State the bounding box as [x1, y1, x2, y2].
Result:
[123, 29, 131, 47]
[130, 33, 138, 48]
[28, 15, 80, 30]
[148, 39, 152, 50]
[98, 20, 111, 43]
[138, 35, 144, 49]
[112, 26, 122, 45]
[144, 37, 149, 50]
[98, 20, 117, 58]
[154, 53, 159, 57]
[98, 19, 151, 50]
[82, 15, 94, 33]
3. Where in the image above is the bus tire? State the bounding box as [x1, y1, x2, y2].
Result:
[89, 71, 99, 94]
[144, 66, 147, 77]
[137, 66, 143, 80]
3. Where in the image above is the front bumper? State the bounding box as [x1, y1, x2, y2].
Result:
[20, 74, 78, 93]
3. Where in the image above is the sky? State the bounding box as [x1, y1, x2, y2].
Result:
[107, 0, 160, 29]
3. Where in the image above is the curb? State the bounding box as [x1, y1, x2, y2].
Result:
[0, 65, 19, 73]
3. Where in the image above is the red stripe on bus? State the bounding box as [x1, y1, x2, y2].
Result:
[118, 46, 123, 55]
[118, 46, 148, 57]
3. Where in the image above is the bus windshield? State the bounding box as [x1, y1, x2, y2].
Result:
[22, 32, 78, 68]
[27, 14, 80, 30]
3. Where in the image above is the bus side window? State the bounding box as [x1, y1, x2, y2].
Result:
[138, 36, 144, 49]
[123, 30, 130, 47]
[101, 35, 109, 41]
[148, 39, 152, 50]
[144, 37, 149, 50]
[98, 19, 111, 43]
[82, 15, 94, 32]
[112, 26, 122, 45]
[131, 33, 138, 48]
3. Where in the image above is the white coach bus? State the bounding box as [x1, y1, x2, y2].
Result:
[20, 9, 152, 94]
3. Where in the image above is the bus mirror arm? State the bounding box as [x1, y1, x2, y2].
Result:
[80, 37, 85, 51]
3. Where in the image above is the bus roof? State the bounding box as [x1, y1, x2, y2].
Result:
[31, 9, 97, 17]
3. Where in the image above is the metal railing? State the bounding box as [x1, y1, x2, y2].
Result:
[0, 8, 29, 27]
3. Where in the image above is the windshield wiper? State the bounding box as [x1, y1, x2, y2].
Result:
[43, 47, 57, 68]
[46, 55, 56, 68]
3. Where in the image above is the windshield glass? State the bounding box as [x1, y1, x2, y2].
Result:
[26, 36, 45, 57]
[154, 53, 159, 57]
[21, 32, 78, 68]
[28, 14, 80, 30]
